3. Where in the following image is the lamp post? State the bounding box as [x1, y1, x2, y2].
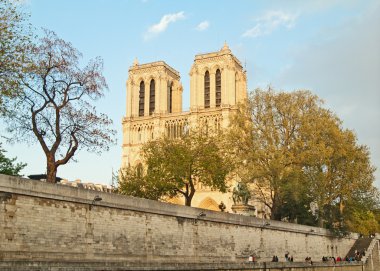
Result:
[89, 195, 102, 210]
[193, 211, 206, 225]
[197, 211, 206, 218]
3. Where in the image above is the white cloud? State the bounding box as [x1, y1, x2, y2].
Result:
[196, 21, 209, 31]
[242, 10, 298, 38]
[242, 25, 261, 38]
[144, 11, 185, 40]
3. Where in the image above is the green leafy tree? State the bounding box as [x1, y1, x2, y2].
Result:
[3, 30, 116, 183]
[117, 164, 171, 200]
[342, 190, 380, 235]
[303, 124, 376, 229]
[0, 0, 31, 110]
[276, 171, 317, 225]
[343, 208, 380, 236]
[118, 128, 233, 206]
[0, 143, 26, 176]
[228, 88, 377, 229]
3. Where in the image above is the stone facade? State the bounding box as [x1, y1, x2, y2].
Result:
[0, 174, 364, 270]
[122, 43, 250, 213]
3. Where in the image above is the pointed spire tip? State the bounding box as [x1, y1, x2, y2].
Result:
[221, 41, 230, 51]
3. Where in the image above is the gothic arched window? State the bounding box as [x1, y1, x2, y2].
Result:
[204, 71, 210, 108]
[138, 127, 141, 142]
[139, 81, 145, 117]
[149, 79, 155, 115]
[216, 69, 221, 107]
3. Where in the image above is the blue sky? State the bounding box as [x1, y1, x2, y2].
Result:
[2, 0, 379, 186]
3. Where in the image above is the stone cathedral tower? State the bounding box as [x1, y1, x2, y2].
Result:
[122, 43, 249, 212]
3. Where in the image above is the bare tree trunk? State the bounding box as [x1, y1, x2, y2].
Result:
[184, 187, 195, 206]
[46, 154, 57, 183]
[270, 194, 282, 220]
[339, 199, 345, 216]
[185, 196, 191, 206]
[186, 180, 196, 206]
[318, 215, 324, 227]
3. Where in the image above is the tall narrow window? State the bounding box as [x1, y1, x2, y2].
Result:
[139, 81, 145, 117]
[168, 82, 173, 113]
[216, 69, 221, 107]
[138, 127, 141, 142]
[149, 79, 155, 115]
[204, 71, 210, 108]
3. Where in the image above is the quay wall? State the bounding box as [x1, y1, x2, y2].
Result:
[0, 174, 360, 270]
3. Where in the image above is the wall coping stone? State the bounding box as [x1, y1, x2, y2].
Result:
[0, 174, 359, 240]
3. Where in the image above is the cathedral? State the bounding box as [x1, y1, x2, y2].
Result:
[122, 43, 254, 213]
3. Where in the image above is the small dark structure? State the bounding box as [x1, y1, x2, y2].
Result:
[28, 174, 63, 183]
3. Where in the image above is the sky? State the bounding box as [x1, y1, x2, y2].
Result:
[1, 0, 379, 187]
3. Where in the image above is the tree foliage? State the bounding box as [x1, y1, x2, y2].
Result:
[228, 88, 377, 233]
[117, 164, 175, 201]
[342, 188, 380, 234]
[0, 143, 26, 176]
[3, 29, 116, 183]
[0, 0, 31, 110]
[118, 128, 233, 206]
[303, 120, 376, 229]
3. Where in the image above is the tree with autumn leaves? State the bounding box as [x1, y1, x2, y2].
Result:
[228, 88, 378, 233]
[118, 87, 378, 234]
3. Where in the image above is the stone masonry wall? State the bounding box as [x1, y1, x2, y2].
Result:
[0, 174, 358, 267]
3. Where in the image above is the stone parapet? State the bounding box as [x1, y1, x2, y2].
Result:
[0, 174, 360, 269]
[0, 174, 353, 236]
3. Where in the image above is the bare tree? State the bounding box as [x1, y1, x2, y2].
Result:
[3, 29, 116, 183]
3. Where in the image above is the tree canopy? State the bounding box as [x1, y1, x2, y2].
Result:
[228, 88, 378, 233]
[118, 128, 233, 206]
[2, 29, 116, 183]
[0, 0, 31, 111]
[0, 143, 26, 176]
